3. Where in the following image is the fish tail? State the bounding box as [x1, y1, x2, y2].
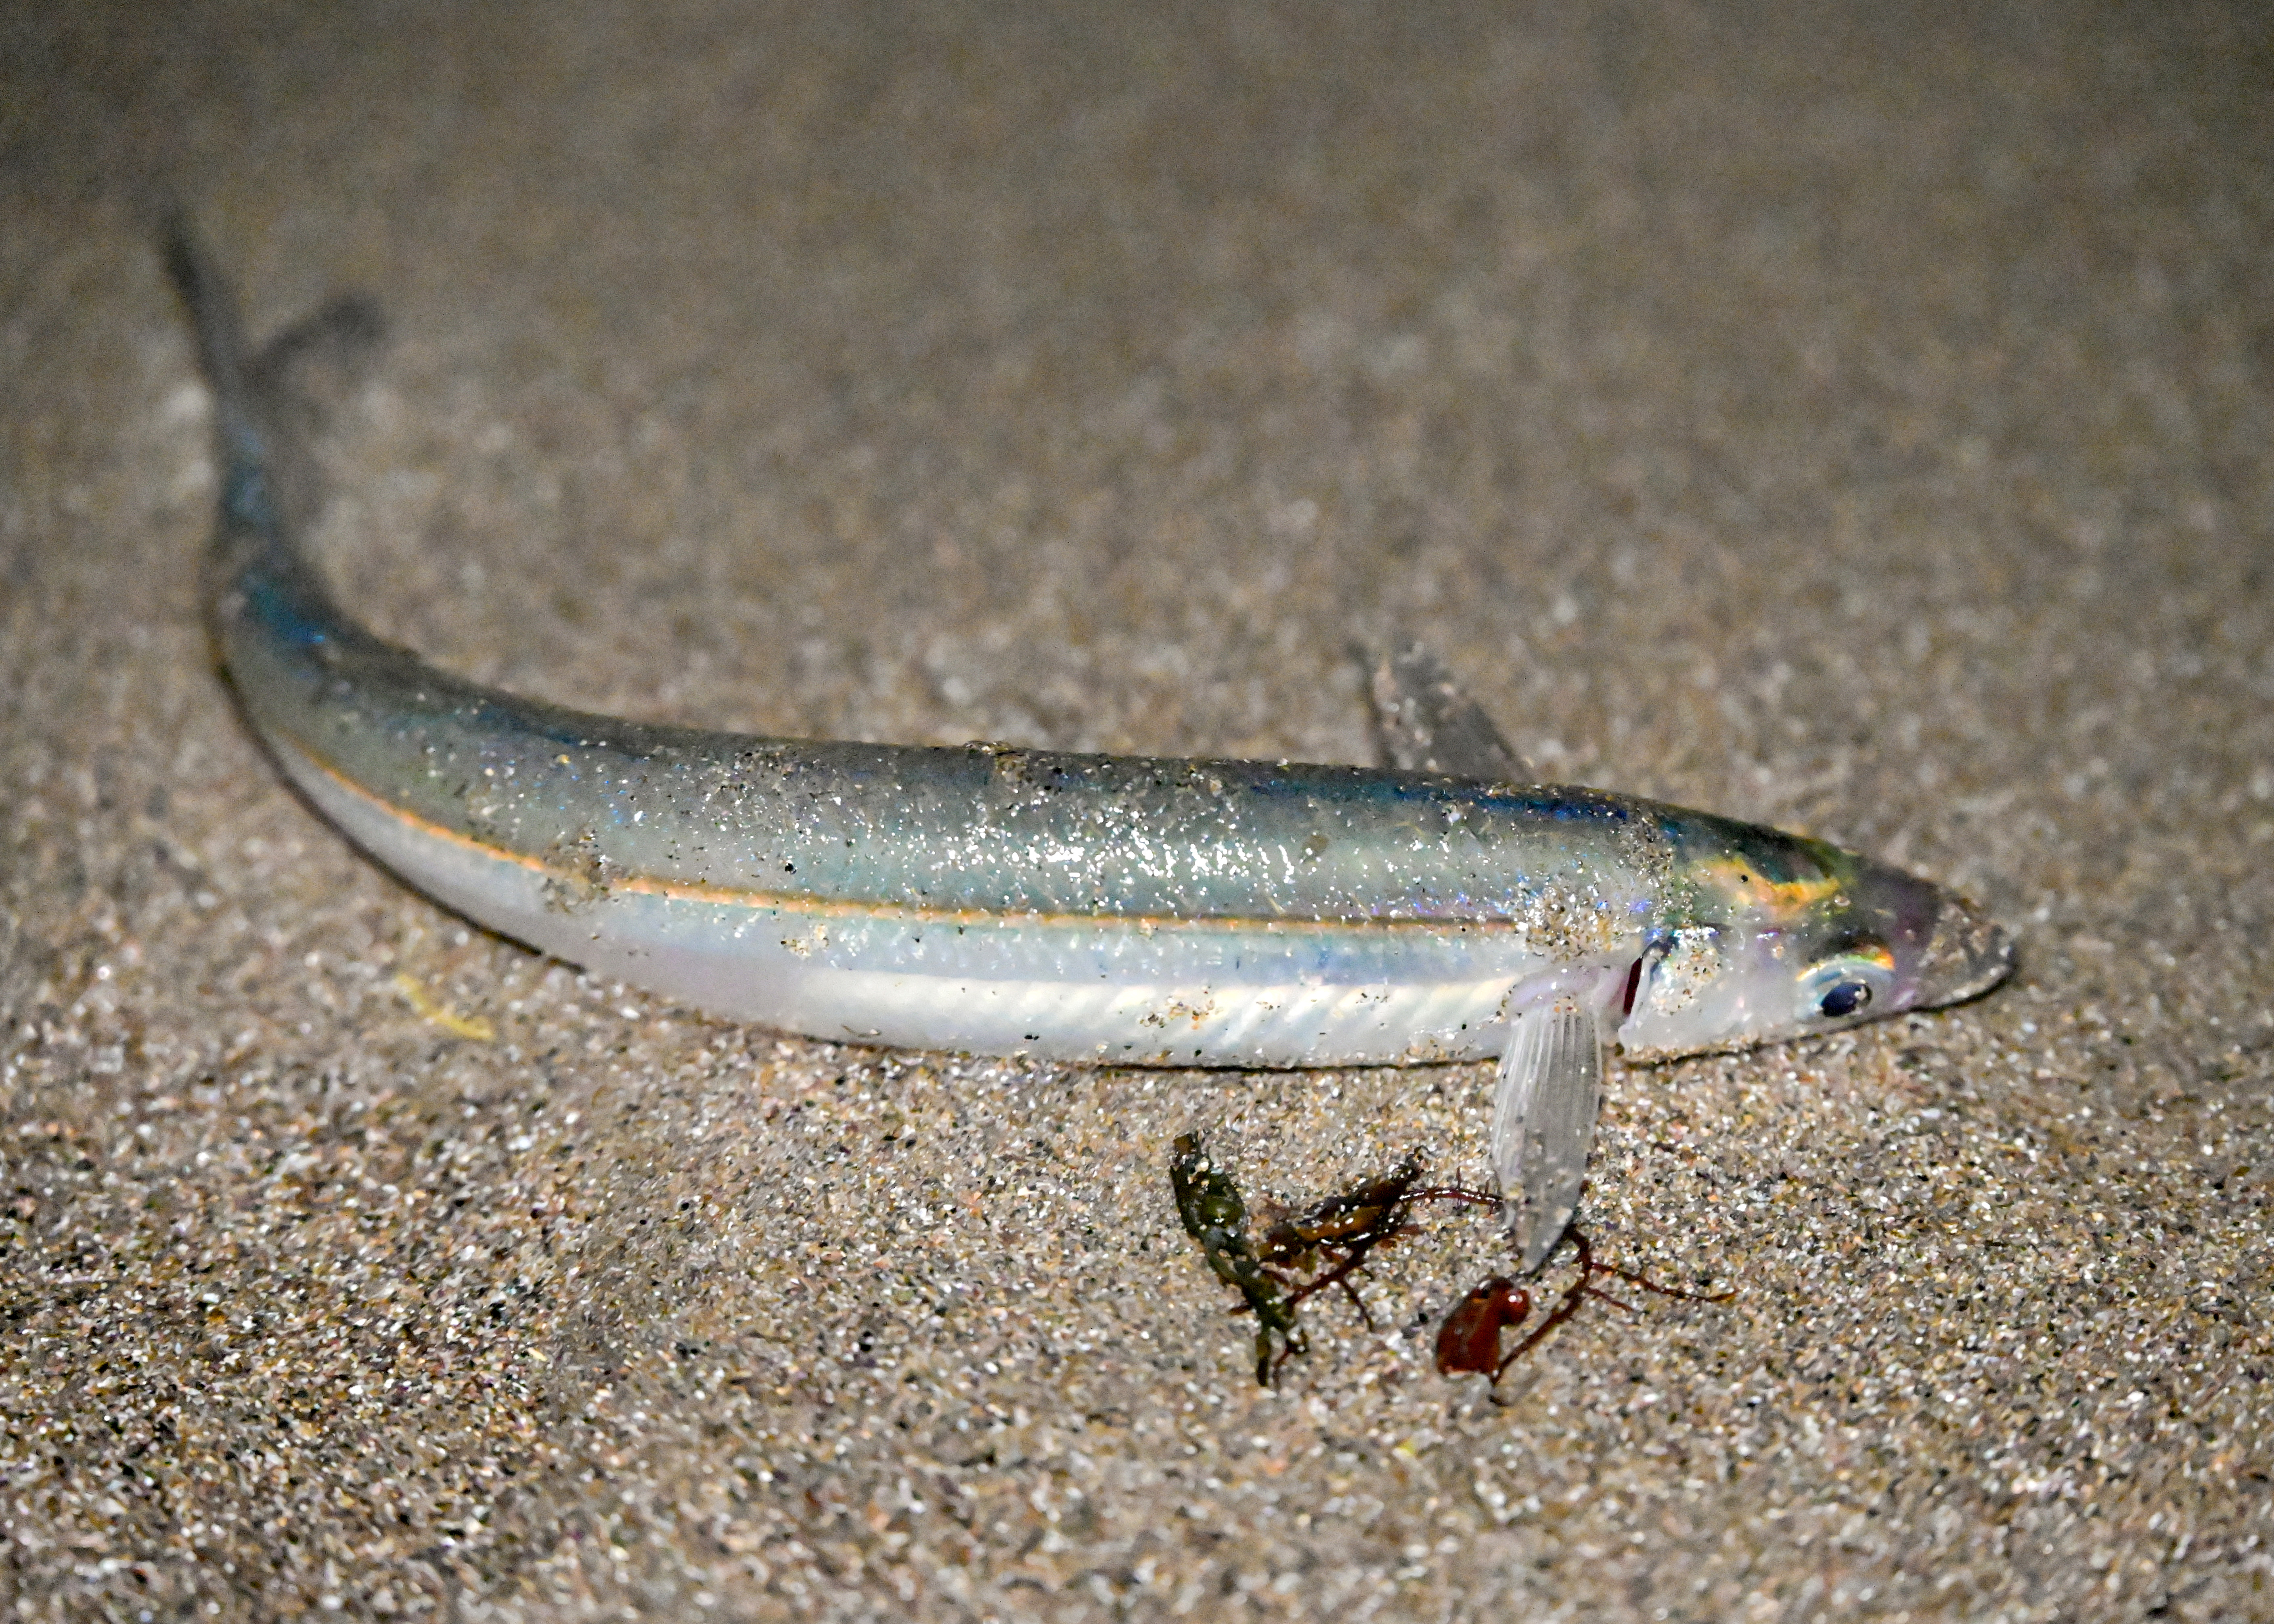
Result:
[161, 213, 270, 518]
[160, 214, 385, 546]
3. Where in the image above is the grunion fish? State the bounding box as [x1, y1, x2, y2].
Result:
[164, 222, 2013, 1271]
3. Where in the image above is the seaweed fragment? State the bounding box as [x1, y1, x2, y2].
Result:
[1168, 1133, 1491, 1385]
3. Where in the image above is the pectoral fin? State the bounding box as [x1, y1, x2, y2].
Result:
[1490, 997, 1606, 1274]
[1369, 643, 1531, 780]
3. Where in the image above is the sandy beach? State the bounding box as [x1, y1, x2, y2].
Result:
[3, 2, 2270, 1616]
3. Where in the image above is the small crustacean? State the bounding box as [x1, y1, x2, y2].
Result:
[1171, 1133, 1494, 1385]
[1434, 1228, 1733, 1385]
[167, 224, 2014, 1279]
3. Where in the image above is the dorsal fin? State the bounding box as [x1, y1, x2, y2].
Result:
[1368, 642, 1531, 780]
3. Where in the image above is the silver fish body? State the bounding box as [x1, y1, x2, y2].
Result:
[170, 225, 2012, 1268]
[230, 555, 1672, 1066]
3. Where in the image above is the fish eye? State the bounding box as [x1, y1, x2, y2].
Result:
[1818, 979, 1872, 1018]
[1798, 944, 1895, 1025]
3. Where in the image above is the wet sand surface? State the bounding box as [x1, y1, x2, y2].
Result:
[4, 3, 2272, 1617]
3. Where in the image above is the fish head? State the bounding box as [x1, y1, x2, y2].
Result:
[1617, 809, 2012, 1059]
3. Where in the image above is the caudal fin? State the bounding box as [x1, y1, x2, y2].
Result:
[160, 213, 263, 470]
[160, 216, 385, 543]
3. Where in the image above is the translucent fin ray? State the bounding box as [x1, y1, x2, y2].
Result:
[1490, 997, 1605, 1273]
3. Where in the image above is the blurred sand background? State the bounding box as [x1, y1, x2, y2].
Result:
[4, 2, 2272, 1617]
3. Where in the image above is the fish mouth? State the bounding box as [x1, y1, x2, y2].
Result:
[1909, 890, 2014, 1009]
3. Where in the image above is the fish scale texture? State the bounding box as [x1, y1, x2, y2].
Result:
[3, 1, 2272, 1619]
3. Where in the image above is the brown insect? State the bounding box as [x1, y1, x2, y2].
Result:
[1435, 1227, 1733, 1384]
[1254, 1158, 1496, 1319]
